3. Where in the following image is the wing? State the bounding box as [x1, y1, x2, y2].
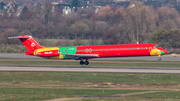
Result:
[62, 54, 99, 60]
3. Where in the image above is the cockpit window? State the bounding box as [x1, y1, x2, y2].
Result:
[154, 45, 160, 48]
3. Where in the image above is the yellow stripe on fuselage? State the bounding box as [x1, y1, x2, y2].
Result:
[34, 47, 59, 56]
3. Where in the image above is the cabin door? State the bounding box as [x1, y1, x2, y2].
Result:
[149, 47, 152, 52]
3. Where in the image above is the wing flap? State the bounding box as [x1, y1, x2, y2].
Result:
[64, 54, 99, 57]
[62, 54, 99, 59]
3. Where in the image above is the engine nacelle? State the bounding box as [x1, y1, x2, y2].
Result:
[36, 50, 59, 57]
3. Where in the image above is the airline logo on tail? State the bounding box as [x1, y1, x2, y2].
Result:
[31, 43, 35, 47]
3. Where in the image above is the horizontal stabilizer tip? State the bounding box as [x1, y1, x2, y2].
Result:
[8, 36, 30, 39]
[8, 35, 32, 39]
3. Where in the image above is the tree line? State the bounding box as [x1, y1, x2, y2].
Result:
[0, 1, 180, 49]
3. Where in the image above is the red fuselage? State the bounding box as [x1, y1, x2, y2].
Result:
[76, 43, 167, 59]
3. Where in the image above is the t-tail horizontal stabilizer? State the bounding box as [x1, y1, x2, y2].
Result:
[8, 35, 44, 51]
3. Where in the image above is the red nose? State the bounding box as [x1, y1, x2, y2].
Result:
[164, 49, 168, 54]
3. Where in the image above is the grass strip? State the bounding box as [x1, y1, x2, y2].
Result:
[0, 72, 179, 100]
[0, 88, 146, 101]
[0, 72, 180, 85]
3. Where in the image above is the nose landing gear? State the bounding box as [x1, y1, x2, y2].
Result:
[158, 55, 161, 61]
[79, 59, 89, 65]
[158, 57, 161, 61]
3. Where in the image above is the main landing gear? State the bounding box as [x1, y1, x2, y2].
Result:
[80, 59, 89, 65]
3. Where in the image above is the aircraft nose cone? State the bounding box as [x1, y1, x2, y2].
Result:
[164, 50, 168, 54]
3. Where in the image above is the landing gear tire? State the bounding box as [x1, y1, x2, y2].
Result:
[158, 57, 161, 61]
[80, 61, 85, 65]
[85, 61, 89, 65]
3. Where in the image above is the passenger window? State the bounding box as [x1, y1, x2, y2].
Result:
[149, 47, 152, 52]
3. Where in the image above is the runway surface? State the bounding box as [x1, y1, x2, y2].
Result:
[0, 53, 180, 73]
[1, 65, 180, 73]
[0, 53, 180, 61]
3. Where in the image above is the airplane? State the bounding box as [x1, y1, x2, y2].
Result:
[8, 35, 168, 65]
